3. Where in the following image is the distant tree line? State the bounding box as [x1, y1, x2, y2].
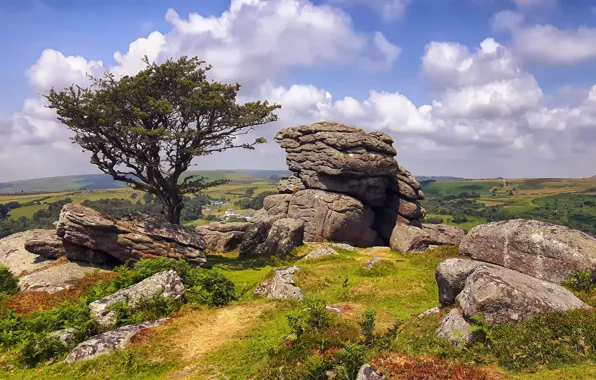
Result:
[234, 191, 277, 210]
[0, 199, 73, 238]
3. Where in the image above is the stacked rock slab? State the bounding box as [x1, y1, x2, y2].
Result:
[258, 121, 426, 246]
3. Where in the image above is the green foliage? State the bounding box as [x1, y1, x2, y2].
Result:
[563, 269, 596, 293]
[359, 309, 376, 346]
[109, 295, 183, 327]
[0, 198, 72, 238]
[45, 55, 280, 224]
[0, 265, 18, 300]
[287, 298, 333, 339]
[234, 191, 277, 210]
[425, 216, 444, 224]
[335, 343, 367, 379]
[357, 259, 397, 277]
[0, 257, 236, 368]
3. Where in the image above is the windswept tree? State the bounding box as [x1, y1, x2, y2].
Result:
[45, 56, 280, 224]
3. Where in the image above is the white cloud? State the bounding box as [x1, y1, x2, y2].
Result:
[512, 0, 556, 9]
[493, 10, 596, 65]
[1, 0, 401, 182]
[330, 0, 412, 22]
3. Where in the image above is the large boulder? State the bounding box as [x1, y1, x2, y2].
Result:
[274, 122, 399, 208]
[57, 204, 206, 265]
[195, 222, 251, 252]
[19, 261, 108, 294]
[238, 221, 271, 258]
[0, 230, 51, 277]
[262, 189, 378, 247]
[64, 319, 167, 363]
[23, 229, 65, 259]
[423, 224, 465, 246]
[89, 270, 185, 328]
[457, 264, 589, 325]
[391, 224, 465, 253]
[265, 218, 304, 256]
[460, 219, 596, 283]
[435, 258, 484, 306]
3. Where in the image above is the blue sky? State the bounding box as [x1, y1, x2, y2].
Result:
[1, 0, 596, 181]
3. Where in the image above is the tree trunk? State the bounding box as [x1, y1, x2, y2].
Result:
[161, 193, 184, 225]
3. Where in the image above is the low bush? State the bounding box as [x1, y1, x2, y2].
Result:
[0, 266, 18, 301]
[563, 269, 596, 293]
[0, 257, 237, 367]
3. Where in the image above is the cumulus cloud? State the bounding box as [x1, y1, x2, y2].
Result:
[0, 0, 401, 181]
[493, 10, 596, 65]
[329, 0, 412, 22]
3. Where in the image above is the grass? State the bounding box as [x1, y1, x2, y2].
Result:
[3, 242, 596, 379]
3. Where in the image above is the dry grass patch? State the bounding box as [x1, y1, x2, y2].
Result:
[1, 271, 117, 315]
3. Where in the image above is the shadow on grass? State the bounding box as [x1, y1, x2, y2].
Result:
[202, 252, 299, 271]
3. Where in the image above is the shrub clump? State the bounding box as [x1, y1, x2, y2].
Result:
[0, 265, 18, 300]
[0, 257, 237, 367]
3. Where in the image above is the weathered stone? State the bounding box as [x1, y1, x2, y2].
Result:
[238, 221, 270, 258]
[63, 241, 112, 264]
[435, 258, 484, 306]
[356, 364, 384, 380]
[457, 264, 589, 325]
[265, 218, 304, 256]
[418, 306, 441, 318]
[57, 204, 206, 265]
[89, 270, 184, 329]
[264, 189, 378, 247]
[196, 222, 251, 252]
[258, 266, 303, 301]
[331, 242, 357, 252]
[278, 176, 306, 194]
[460, 219, 596, 283]
[49, 328, 77, 344]
[23, 230, 65, 259]
[390, 224, 464, 253]
[274, 122, 399, 207]
[437, 308, 473, 347]
[304, 245, 338, 260]
[263, 194, 292, 216]
[423, 224, 465, 246]
[19, 261, 109, 294]
[0, 230, 52, 277]
[364, 256, 382, 270]
[389, 224, 431, 252]
[64, 319, 167, 363]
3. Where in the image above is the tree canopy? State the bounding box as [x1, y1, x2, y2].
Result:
[45, 56, 280, 224]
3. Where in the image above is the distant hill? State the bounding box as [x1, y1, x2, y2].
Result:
[0, 170, 287, 194]
[415, 176, 467, 182]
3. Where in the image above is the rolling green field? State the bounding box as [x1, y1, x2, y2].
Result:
[421, 177, 596, 233]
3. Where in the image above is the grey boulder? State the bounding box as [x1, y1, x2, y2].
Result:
[435, 258, 486, 306]
[460, 219, 596, 283]
[89, 270, 184, 329]
[265, 218, 304, 256]
[23, 229, 65, 259]
[356, 364, 384, 380]
[196, 222, 251, 252]
[437, 308, 473, 348]
[257, 266, 304, 301]
[64, 319, 167, 363]
[422, 224, 465, 246]
[457, 264, 589, 325]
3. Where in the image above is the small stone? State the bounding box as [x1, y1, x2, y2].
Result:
[364, 256, 382, 270]
[418, 306, 441, 318]
[304, 246, 338, 260]
[331, 243, 357, 252]
[437, 308, 473, 347]
[356, 364, 383, 380]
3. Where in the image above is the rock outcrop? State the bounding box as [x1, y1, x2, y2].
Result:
[460, 219, 596, 283]
[195, 222, 251, 252]
[57, 204, 206, 265]
[23, 229, 65, 259]
[89, 270, 185, 328]
[265, 218, 305, 256]
[64, 319, 167, 363]
[435, 258, 485, 306]
[0, 231, 110, 293]
[253, 122, 427, 246]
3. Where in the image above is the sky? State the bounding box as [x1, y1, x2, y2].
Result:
[1, 0, 596, 182]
